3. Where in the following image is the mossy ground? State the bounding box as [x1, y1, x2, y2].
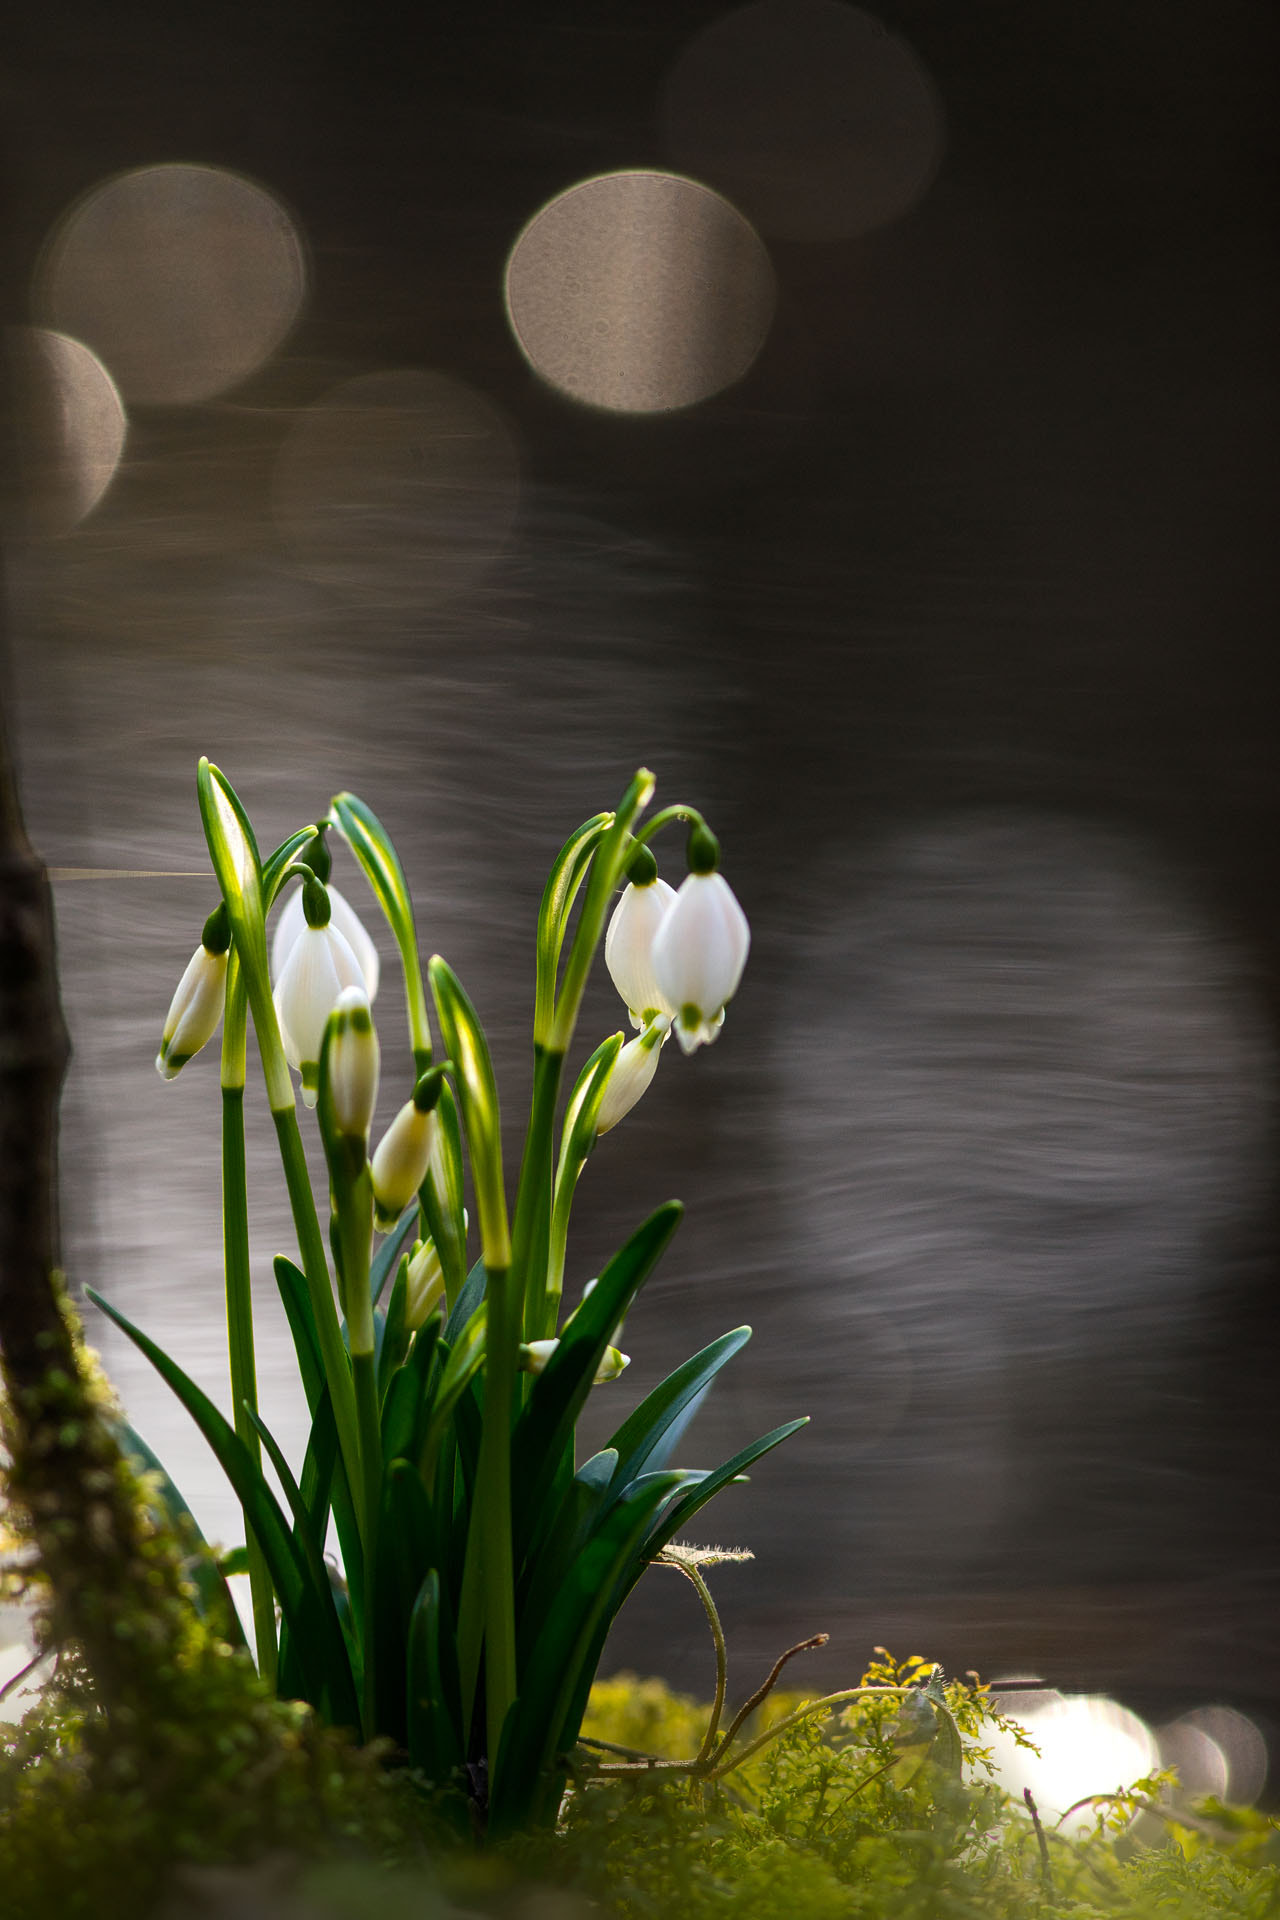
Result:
[2, 1300, 1277, 1919]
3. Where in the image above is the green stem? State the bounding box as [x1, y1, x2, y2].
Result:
[631, 803, 709, 851]
[474, 1261, 518, 1781]
[548, 769, 654, 1056]
[220, 962, 277, 1684]
[352, 1349, 382, 1739]
[511, 1045, 564, 1345]
[271, 1107, 366, 1538]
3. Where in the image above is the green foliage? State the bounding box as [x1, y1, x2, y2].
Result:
[104, 765, 802, 1829]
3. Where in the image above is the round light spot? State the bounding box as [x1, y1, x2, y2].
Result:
[661, 1, 945, 242]
[981, 1693, 1158, 1832]
[35, 164, 307, 405]
[271, 369, 521, 609]
[7, 327, 126, 533]
[504, 170, 775, 413]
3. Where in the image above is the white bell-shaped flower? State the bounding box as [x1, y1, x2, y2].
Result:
[323, 985, 380, 1137]
[156, 941, 228, 1080]
[405, 1236, 445, 1330]
[595, 1019, 668, 1135]
[272, 881, 380, 1001]
[519, 1337, 630, 1385]
[651, 870, 750, 1055]
[605, 877, 678, 1029]
[371, 1097, 437, 1230]
[274, 920, 366, 1105]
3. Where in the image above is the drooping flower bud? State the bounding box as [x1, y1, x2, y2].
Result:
[271, 879, 380, 1001]
[651, 868, 750, 1055]
[595, 1019, 668, 1134]
[518, 1337, 630, 1384]
[155, 904, 231, 1081]
[273, 903, 366, 1106]
[322, 985, 380, 1137]
[605, 875, 678, 1029]
[370, 1073, 442, 1231]
[403, 1236, 446, 1330]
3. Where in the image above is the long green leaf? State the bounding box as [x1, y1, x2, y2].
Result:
[274, 1256, 363, 1617]
[377, 1254, 413, 1400]
[406, 1568, 464, 1782]
[244, 1404, 361, 1728]
[371, 1203, 418, 1308]
[491, 1470, 696, 1832]
[429, 958, 509, 1270]
[606, 1326, 752, 1495]
[422, 1080, 467, 1307]
[381, 1315, 441, 1465]
[639, 1419, 810, 1565]
[111, 1418, 245, 1647]
[443, 1254, 486, 1342]
[510, 1200, 682, 1556]
[87, 1288, 359, 1728]
[330, 790, 431, 1065]
[516, 1448, 617, 1666]
[374, 1460, 437, 1743]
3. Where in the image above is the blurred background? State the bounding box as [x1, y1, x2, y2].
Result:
[2, 0, 1277, 1806]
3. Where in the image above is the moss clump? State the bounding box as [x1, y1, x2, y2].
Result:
[0, 1285, 416, 1919]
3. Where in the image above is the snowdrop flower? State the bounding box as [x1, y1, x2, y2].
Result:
[595, 1019, 669, 1134]
[519, 1338, 630, 1384]
[322, 985, 380, 1137]
[272, 881, 380, 1002]
[371, 1077, 440, 1231]
[651, 861, 750, 1056]
[155, 907, 230, 1081]
[605, 869, 678, 1029]
[273, 884, 366, 1106]
[405, 1237, 445, 1330]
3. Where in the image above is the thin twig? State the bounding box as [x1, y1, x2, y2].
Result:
[1024, 1788, 1055, 1894]
[709, 1634, 829, 1769]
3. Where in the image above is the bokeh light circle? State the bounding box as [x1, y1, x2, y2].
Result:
[504, 170, 776, 413]
[271, 369, 521, 609]
[7, 326, 126, 533]
[35, 164, 307, 404]
[661, 0, 945, 243]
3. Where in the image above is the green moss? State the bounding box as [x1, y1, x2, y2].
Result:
[2, 1297, 1277, 1918]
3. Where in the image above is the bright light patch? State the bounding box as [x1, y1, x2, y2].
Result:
[7, 326, 126, 533]
[982, 1691, 1158, 1832]
[35, 164, 306, 405]
[661, 0, 945, 243]
[504, 170, 775, 414]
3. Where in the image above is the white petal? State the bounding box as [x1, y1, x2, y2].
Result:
[157, 944, 228, 1078]
[651, 872, 750, 1027]
[271, 882, 380, 1001]
[595, 1024, 666, 1133]
[605, 879, 678, 1026]
[273, 924, 365, 1087]
[371, 1100, 436, 1223]
[325, 984, 380, 1135]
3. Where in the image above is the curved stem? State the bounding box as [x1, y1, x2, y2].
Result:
[631, 803, 709, 852]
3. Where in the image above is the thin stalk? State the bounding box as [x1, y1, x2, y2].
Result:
[708, 1684, 912, 1778]
[352, 1348, 381, 1739]
[271, 1108, 366, 1537]
[220, 955, 276, 1683]
[631, 802, 710, 851]
[511, 1045, 564, 1345]
[547, 769, 654, 1056]
[474, 1260, 518, 1779]
[662, 1559, 728, 1766]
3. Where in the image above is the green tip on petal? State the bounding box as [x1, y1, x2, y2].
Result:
[625, 842, 659, 887]
[686, 822, 720, 875]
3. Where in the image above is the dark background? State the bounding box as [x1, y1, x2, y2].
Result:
[3, 0, 1278, 1789]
